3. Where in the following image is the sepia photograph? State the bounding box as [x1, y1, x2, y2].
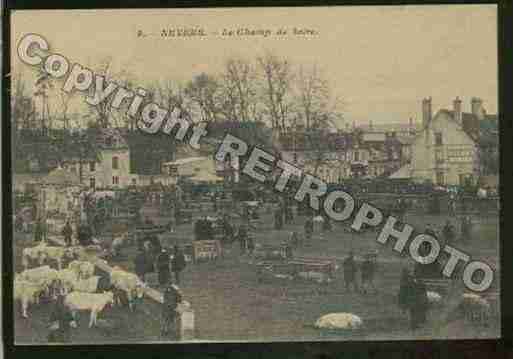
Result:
[7, 5, 500, 345]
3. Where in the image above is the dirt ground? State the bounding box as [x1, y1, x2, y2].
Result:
[13, 206, 500, 344]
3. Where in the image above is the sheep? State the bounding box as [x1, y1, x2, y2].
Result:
[22, 242, 47, 269]
[427, 291, 442, 306]
[315, 313, 364, 330]
[19, 265, 59, 296]
[39, 245, 76, 270]
[14, 277, 46, 318]
[64, 291, 114, 328]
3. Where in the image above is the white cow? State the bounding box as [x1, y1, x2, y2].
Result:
[72, 275, 100, 293]
[68, 260, 95, 279]
[19, 265, 59, 296]
[110, 267, 146, 311]
[14, 277, 46, 318]
[40, 246, 76, 270]
[64, 291, 114, 328]
[315, 313, 364, 330]
[22, 242, 47, 269]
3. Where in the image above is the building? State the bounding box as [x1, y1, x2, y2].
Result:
[276, 126, 411, 182]
[62, 128, 134, 189]
[162, 156, 224, 184]
[408, 97, 497, 186]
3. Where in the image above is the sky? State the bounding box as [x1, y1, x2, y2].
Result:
[11, 5, 498, 128]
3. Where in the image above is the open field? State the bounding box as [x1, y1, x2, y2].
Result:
[13, 206, 500, 344]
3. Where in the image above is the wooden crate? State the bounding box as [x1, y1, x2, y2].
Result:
[253, 245, 286, 260]
[418, 279, 452, 295]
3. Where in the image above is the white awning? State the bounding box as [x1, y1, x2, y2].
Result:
[388, 165, 411, 179]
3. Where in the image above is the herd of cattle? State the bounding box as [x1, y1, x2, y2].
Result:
[14, 237, 146, 328]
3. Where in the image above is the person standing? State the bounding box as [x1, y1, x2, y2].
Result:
[274, 208, 283, 230]
[246, 235, 255, 256]
[461, 215, 472, 241]
[47, 294, 75, 343]
[290, 231, 300, 248]
[304, 217, 313, 242]
[238, 225, 247, 255]
[442, 220, 455, 245]
[171, 245, 187, 285]
[34, 219, 43, 242]
[156, 249, 171, 287]
[343, 252, 358, 292]
[410, 278, 428, 330]
[161, 283, 183, 338]
[322, 214, 332, 232]
[360, 254, 377, 294]
[62, 220, 73, 247]
[134, 248, 147, 282]
[398, 268, 413, 315]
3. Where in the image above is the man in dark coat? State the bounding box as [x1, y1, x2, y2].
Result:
[161, 283, 183, 338]
[238, 225, 247, 255]
[48, 294, 74, 343]
[304, 217, 314, 242]
[442, 220, 455, 245]
[398, 268, 413, 314]
[274, 209, 283, 230]
[34, 219, 44, 242]
[134, 249, 147, 282]
[62, 220, 73, 247]
[424, 224, 437, 242]
[171, 245, 187, 285]
[156, 249, 171, 287]
[461, 215, 472, 241]
[246, 235, 255, 256]
[322, 214, 332, 232]
[360, 254, 377, 294]
[343, 252, 358, 292]
[410, 278, 428, 330]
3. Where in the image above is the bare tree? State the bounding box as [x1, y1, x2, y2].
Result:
[185, 73, 224, 122]
[220, 57, 258, 122]
[294, 64, 343, 177]
[257, 52, 295, 132]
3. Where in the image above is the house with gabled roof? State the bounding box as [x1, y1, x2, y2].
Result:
[406, 97, 498, 186]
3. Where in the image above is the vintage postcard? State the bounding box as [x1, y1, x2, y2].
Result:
[9, 5, 499, 344]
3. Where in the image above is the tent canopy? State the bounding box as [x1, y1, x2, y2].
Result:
[190, 172, 223, 183]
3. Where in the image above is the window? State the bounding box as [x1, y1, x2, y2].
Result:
[293, 153, 298, 163]
[435, 149, 444, 164]
[436, 171, 445, 186]
[435, 132, 443, 146]
[354, 151, 359, 162]
[132, 178, 137, 185]
[89, 178, 96, 189]
[112, 156, 119, 170]
[89, 161, 96, 172]
[112, 176, 119, 185]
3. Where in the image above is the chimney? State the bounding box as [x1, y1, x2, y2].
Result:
[422, 97, 432, 128]
[471, 97, 484, 121]
[453, 96, 462, 124]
